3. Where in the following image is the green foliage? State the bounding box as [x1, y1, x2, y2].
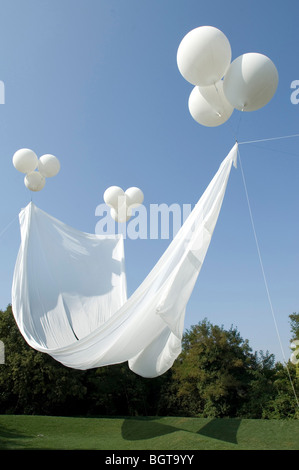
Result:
[0, 306, 298, 418]
[0, 305, 169, 417]
[261, 361, 299, 419]
[172, 319, 257, 417]
[0, 305, 88, 415]
[83, 363, 169, 416]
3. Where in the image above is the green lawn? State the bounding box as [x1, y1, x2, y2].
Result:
[0, 415, 298, 450]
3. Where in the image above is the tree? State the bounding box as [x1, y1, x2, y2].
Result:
[84, 363, 170, 416]
[171, 319, 257, 417]
[261, 312, 299, 419]
[1, 304, 298, 418]
[0, 305, 170, 416]
[239, 350, 278, 418]
[0, 305, 89, 415]
[260, 361, 298, 419]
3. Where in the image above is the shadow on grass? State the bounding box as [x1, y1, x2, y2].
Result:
[121, 417, 241, 444]
[198, 418, 241, 444]
[0, 424, 33, 449]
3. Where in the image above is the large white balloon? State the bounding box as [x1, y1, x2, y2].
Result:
[38, 154, 60, 177]
[125, 187, 144, 208]
[188, 80, 234, 127]
[290, 340, 299, 365]
[24, 171, 46, 192]
[223, 53, 279, 112]
[13, 148, 38, 174]
[177, 26, 232, 86]
[103, 186, 125, 209]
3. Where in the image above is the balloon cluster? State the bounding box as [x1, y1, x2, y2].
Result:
[13, 148, 60, 191]
[103, 186, 144, 223]
[177, 26, 279, 127]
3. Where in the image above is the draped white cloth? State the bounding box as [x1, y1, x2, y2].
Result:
[12, 144, 237, 377]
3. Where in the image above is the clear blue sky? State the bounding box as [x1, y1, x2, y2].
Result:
[0, 0, 298, 364]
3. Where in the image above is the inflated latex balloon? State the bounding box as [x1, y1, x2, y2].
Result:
[110, 206, 131, 223]
[290, 340, 299, 365]
[188, 80, 234, 127]
[223, 53, 278, 111]
[110, 207, 119, 222]
[13, 148, 38, 174]
[38, 154, 60, 177]
[291, 351, 299, 365]
[104, 186, 125, 209]
[24, 171, 46, 192]
[125, 187, 144, 208]
[177, 26, 231, 86]
[105, 186, 144, 222]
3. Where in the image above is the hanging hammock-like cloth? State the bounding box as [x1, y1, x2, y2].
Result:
[11, 143, 237, 377]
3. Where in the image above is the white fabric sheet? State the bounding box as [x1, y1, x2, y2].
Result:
[12, 144, 237, 377]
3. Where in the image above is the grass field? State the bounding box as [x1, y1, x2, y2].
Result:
[0, 415, 298, 450]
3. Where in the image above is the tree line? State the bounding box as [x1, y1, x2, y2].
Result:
[0, 305, 298, 419]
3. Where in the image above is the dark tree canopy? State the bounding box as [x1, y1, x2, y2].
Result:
[0, 306, 298, 418]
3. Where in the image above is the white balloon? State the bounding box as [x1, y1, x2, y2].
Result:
[13, 148, 38, 174]
[188, 81, 234, 127]
[104, 186, 125, 209]
[290, 351, 299, 365]
[38, 154, 60, 177]
[290, 339, 299, 364]
[110, 207, 119, 221]
[24, 171, 46, 192]
[125, 187, 144, 208]
[223, 53, 279, 112]
[110, 206, 131, 223]
[177, 26, 232, 86]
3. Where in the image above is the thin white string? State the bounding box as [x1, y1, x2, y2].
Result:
[239, 133, 299, 145]
[237, 145, 299, 410]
